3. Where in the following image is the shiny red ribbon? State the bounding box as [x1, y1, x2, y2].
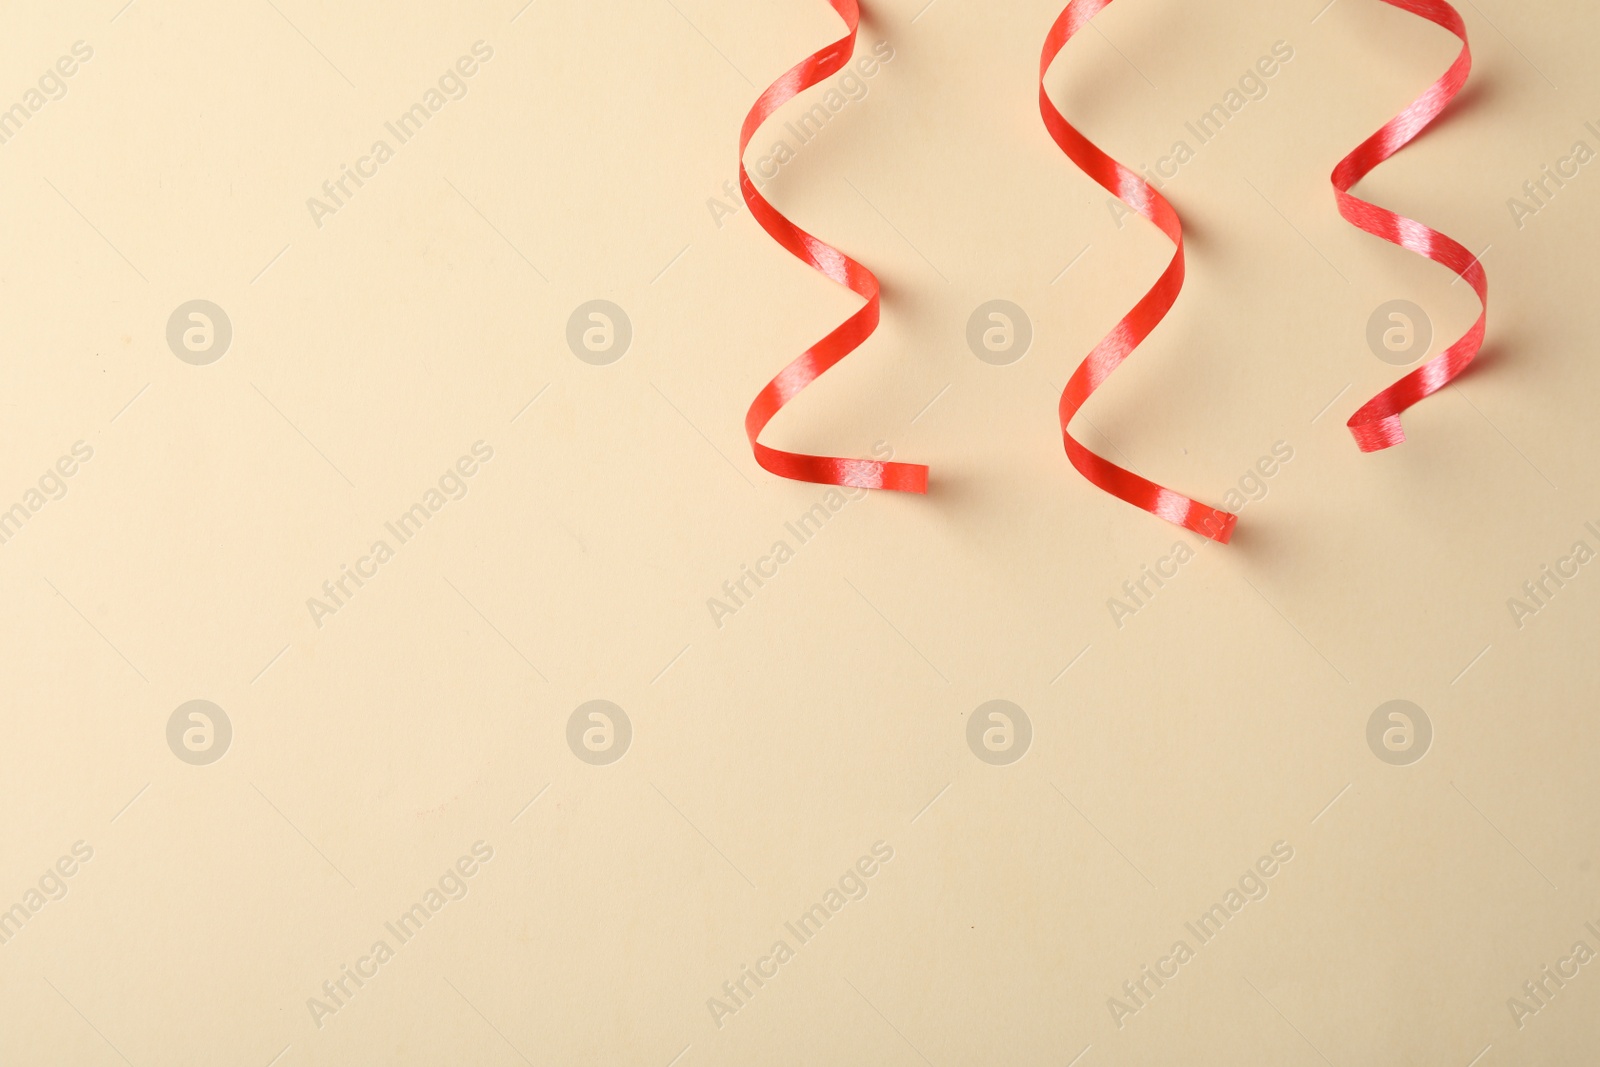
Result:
[1334, 0, 1487, 451]
[1040, 0, 1237, 544]
[739, 0, 928, 493]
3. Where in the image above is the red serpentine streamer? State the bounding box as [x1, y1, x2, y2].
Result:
[1040, 0, 1237, 544]
[739, 0, 928, 493]
[1334, 0, 1486, 452]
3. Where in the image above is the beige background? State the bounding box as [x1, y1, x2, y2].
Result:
[0, 0, 1595, 1063]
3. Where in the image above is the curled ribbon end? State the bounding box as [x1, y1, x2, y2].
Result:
[845, 460, 928, 495]
[1189, 509, 1238, 546]
[752, 445, 928, 495]
[898, 466, 930, 496]
[1350, 416, 1406, 453]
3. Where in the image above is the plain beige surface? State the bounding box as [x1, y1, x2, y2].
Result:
[0, 0, 1596, 1063]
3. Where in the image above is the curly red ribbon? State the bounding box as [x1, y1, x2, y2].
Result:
[739, 0, 928, 493]
[1040, 0, 1237, 544]
[1334, 0, 1487, 451]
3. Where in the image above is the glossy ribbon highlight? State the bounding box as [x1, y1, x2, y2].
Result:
[739, 0, 928, 493]
[1334, 0, 1487, 452]
[1040, 0, 1237, 544]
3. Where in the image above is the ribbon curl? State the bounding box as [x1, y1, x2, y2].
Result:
[739, 0, 928, 493]
[1334, 0, 1487, 452]
[1040, 0, 1237, 544]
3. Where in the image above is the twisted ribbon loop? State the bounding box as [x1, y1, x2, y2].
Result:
[1040, 0, 1237, 544]
[1334, 0, 1487, 452]
[739, 0, 928, 493]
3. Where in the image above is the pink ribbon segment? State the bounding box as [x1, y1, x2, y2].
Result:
[739, 0, 928, 493]
[1040, 0, 1237, 544]
[1333, 0, 1488, 452]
